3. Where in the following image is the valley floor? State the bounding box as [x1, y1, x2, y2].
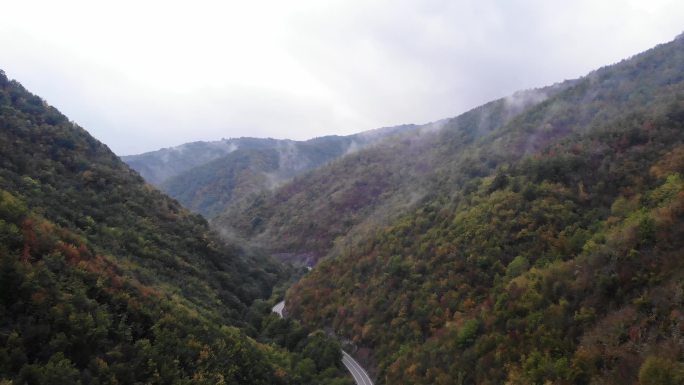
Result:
[272, 301, 375, 385]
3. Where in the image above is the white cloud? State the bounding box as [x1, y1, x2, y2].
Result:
[1, 0, 683, 154]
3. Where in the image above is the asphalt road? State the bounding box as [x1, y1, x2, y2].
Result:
[272, 300, 285, 317]
[271, 300, 374, 385]
[341, 350, 374, 385]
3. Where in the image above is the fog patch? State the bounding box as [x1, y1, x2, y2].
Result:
[418, 118, 449, 135]
[212, 140, 239, 153]
[275, 141, 310, 173]
[343, 140, 362, 156]
[262, 171, 287, 190]
[504, 89, 549, 116]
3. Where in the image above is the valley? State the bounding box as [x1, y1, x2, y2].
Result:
[227, 34, 684, 384]
[272, 300, 375, 385]
[0, 71, 353, 385]
[1, 26, 684, 385]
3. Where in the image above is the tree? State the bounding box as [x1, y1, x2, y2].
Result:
[638, 357, 683, 385]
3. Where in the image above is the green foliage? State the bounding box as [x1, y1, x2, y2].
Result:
[161, 147, 281, 217]
[0, 201, 282, 384]
[0, 70, 291, 323]
[245, 299, 351, 384]
[638, 357, 684, 385]
[0, 71, 347, 384]
[455, 319, 480, 348]
[506, 255, 530, 278]
[301, 331, 343, 371]
[223, 33, 684, 270]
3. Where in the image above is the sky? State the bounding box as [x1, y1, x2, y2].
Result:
[2, 0, 684, 155]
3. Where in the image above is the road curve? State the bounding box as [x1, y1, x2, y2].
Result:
[272, 300, 285, 317]
[271, 300, 374, 385]
[342, 350, 374, 385]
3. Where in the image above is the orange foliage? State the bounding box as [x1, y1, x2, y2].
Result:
[21, 218, 35, 263]
[650, 146, 684, 179]
[58, 242, 80, 263]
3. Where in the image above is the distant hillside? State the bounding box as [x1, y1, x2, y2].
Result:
[122, 137, 281, 185]
[124, 126, 416, 218]
[0, 70, 354, 384]
[226, 35, 684, 384]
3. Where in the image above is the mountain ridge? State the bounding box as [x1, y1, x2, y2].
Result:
[211, 84, 575, 264]
[0, 69, 355, 384]
[222, 35, 684, 384]
[123, 125, 417, 217]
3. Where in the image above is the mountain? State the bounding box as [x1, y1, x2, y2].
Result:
[0, 71, 353, 384]
[225, 36, 684, 384]
[123, 126, 416, 218]
[122, 137, 282, 185]
[212, 85, 571, 264]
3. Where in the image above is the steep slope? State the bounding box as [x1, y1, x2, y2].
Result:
[0, 71, 352, 384]
[274, 36, 683, 384]
[125, 125, 416, 218]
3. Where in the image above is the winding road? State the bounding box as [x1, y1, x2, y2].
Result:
[272, 300, 374, 385]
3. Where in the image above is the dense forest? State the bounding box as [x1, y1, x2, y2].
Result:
[217, 36, 684, 384]
[212, 87, 562, 264]
[123, 125, 416, 219]
[0, 70, 352, 384]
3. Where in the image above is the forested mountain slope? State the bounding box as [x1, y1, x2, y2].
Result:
[213, 84, 571, 263]
[124, 125, 416, 218]
[217, 36, 684, 269]
[159, 129, 415, 218]
[274, 36, 684, 384]
[0, 71, 352, 384]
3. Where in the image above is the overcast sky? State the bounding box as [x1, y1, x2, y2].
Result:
[2, 0, 683, 155]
